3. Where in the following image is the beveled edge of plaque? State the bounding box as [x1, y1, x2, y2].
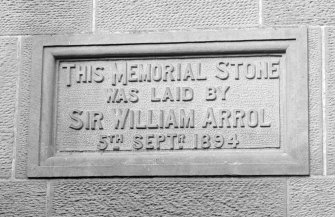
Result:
[27, 27, 309, 177]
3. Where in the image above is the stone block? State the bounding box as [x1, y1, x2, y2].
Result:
[0, 0, 92, 35]
[263, 0, 335, 25]
[326, 28, 335, 174]
[51, 178, 285, 217]
[289, 178, 335, 216]
[0, 181, 47, 217]
[308, 28, 323, 175]
[96, 0, 259, 32]
[0, 37, 17, 130]
[0, 132, 13, 178]
[15, 37, 32, 179]
[0, 37, 18, 178]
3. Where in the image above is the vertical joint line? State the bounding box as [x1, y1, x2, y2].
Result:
[92, 0, 96, 33]
[11, 36, 22, 180]
[259, 0, 263, 25]
[321, 26, 327, 176]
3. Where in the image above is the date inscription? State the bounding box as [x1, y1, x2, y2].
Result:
[56, 58, 281, 152]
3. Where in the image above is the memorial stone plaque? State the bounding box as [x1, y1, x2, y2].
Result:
[28, 28, 309, 177]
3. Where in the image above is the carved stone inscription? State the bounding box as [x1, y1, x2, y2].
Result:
[56, 56, 282, 153]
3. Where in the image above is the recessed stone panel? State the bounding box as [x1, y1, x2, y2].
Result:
[56, 56, 281, 152]
[27, 28, 309, 177]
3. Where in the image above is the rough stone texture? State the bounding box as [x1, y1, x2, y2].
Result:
[289, 178, 335, 216]
[0, 181, 47, 216]
[308, 28, 323, 175]
[51, 178, 285, 217]
[96, 0, 259, 32]
[326, 28, 335, 174]
[0, 0, 92, 35]
[263, 0, 335, 26]
[0, 38, 18, 178]
[0, 132, 13, 178]
[15, 37, 32, 179]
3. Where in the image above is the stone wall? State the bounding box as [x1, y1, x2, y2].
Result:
[0, 0, 332, 216]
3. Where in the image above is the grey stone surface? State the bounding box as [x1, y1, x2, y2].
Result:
[289, 178, 335, 217]
[0, 181, 47, 216]
[308, 28, 323, 175]
[0, 38, 17, 130]
[51, 178, 285, 217]
[15, 37, 32, 179]
[96, 0, 259, 32]
[0, 0, 92, 35]
[27, 29, 309, 177]
[0, 132, 13, 178]
[0, 38, 18, 178]
[263, 0, 335, 25]
[326, 28, 335, 174]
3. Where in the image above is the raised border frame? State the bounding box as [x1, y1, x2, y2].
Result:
[27, 28, 308, 177]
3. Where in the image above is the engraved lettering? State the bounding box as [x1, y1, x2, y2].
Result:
[113, 109, 129, 129]
[218, 109, 231, 128]
[129, 110, 134, 129]
[90, 111, 104, 130]
[215, 62, 229, 80]
[128, 64, 138, 82]
[233, 109, 245, 128]
[217, 86, 230, 100]
[176, 63, 182, 81]
[214, 134, 224, 148]
[247, 110, 258, 128]
[133, 134, 143, 150]
[163, 64, 175, 81]
[147, 110, 158, 129]
[69, 109, 83, 130]
[167, 133, 177, 150]
[165, 109, 178, 128]
[182, 87, 193, 101]
[129, 88, 139, 103]
[136, 110, 147, 129]
[111, 62, 127, 86]
[151, 88, 160, 102]
[159, 110, 164, 129]
[206, 86, 230, 101]
[70, 110, 103, 130]
[62, 63, 75, 87]
[183, 63, 195, 81]
[97, 135, 108, 150]
[106, 88, 139, 103]
[139, 64, 151, 82]
[260, 109, 271, 127]
[206, 87, 216, 101]
[152, 87, 193, 102]
[177, 134, 185, 149]
[180, 109, 195, 128]
[156, 134, 165, 150]
[94, 67, 104, 83]
[245, 63, 256, 79]
[152, 64, 162, 81]
[196, 63, 207, 80]
[162, 87, 174, 102]
[201, 134, 211, 149]
[231, 62, 243, 80]
[145, 134, 155, 149]
[202, 107, 218, 128]
[76, 65, 88, 83]
[269, 61, 280, 79]
[256, 61, 269, 79]
[106, 88, 118, 103]
[115, 88, 128, 103]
